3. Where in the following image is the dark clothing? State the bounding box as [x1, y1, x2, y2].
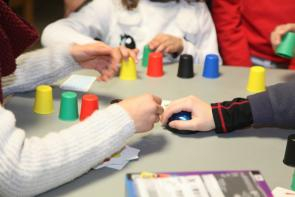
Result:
[212, 82, 295, 133]
[0, 0, 38, 102]
[212, 98, 253, 133]
[249, 82, 295, 128]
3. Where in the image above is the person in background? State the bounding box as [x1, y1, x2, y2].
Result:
[0, 1, 163, 196]
[42, 0, 220, 65]
[161, 25, 295, 133]
[271, 23, 295, 52]
[211, 0, 295, 69]
[64, 0, 89, 17]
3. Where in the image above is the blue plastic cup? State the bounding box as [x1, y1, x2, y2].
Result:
[202, 54, 219, 79]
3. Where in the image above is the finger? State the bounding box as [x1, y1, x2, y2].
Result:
[164, 40, 178, 53]
[90, 45, 113, 57]
[155, 43, 166, 52]
[155, 39, 172, 52]
[119, 46, 129, 60]
[270, 32, 280, 50]
[149, 34, 166, 49]
[161, 100, 192, 124]
[110, 49, 122, 70]
[149, 40, 160, 50]
[156, 106, 164, 115]
[152, 95, 162, 105]
[129, 49, 138, 63]
[168, 119, 199, 131]
[154, 115, 160, 123]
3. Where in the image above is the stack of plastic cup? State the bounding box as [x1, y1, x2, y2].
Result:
[276, 32, 295, 59]
[147, 52, 164, 77]
[177, 54, 194, 78]
[80, 94, 99, 121]
[119, 57, 137, 80]
[33, 85, 54, 114]
[283, 134, 295, 190]
[246, 66, 266, 93]
[59, 91, 79, 121]
[202, 54, 219, 79]
[142, 45, 153, 67]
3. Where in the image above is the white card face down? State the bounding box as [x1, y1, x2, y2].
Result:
[60, 74, 96, 92]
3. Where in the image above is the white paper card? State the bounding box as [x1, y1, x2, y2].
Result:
[272, 187, 295, 197]
[60, 74, 96, 92]
[94, 146, 140, 170]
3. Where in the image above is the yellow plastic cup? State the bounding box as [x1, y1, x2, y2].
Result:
[33, 85, 54, 114]
[119, 57, 137, 80]
[247, 66, 266, 93]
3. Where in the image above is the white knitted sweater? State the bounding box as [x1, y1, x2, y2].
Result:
[0, 46, 135, 197]
[41, 0, 220, 65]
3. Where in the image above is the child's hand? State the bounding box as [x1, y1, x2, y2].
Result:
[161, 96, 215, 132]
[70, 43, 138, 81]
[271, 23, 295, 50]
[112, 45, 139, 64]
[119, 94, 164, 133]
[149, 34, 184, 54]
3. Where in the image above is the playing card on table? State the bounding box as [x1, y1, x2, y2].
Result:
[272, 187, 295, 197]
[94, 146, 140, 170]
[60, 74, 96, 92]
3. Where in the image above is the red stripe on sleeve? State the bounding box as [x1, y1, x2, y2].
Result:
[217, 103, 227, 133]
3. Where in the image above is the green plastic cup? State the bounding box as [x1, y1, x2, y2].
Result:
[142, 45, 153, 67]
[59, 91, 79, 121]
[276, 32, 295, 59]
[291, 170, 295, 191]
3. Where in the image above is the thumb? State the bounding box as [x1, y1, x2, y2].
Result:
[169, 119, 199, 131]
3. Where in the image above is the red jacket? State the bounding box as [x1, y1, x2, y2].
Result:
[212, 0, 295, 69]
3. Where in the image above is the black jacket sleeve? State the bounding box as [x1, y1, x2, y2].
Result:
[248, 82, 295, 128]
[211, 98, 253, 133]
[211, 82, 295, 133]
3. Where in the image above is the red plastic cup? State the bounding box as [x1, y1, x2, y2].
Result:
[147, 52, 164, 77]
[80, 94, 99, 121]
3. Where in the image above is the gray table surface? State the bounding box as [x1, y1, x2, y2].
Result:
[5, 64, 295, 196]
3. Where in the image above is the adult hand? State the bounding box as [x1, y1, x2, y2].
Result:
[113, 45, 139, 64]
[161, 96, 215, 132]
[271, 23, 295, 50]
[149, 33, 184, 54]
[70, 42, 120, 81]
[64, 0, 87, 17]
[71, 43, 139, 81]
[118, 94, 163, 133]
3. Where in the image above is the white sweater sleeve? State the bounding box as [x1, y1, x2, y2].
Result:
[2, 45, 80, 96]
[41, 0, 113, 47]
[181, 3, 221, 66]
[0, 104, 135, 197]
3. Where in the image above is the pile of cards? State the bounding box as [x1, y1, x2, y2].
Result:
[94, 146, 140, 170]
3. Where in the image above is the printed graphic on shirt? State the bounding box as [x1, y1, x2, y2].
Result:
[120, 34, 136, 49]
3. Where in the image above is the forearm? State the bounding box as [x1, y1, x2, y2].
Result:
[248, 82, 295, 128]
[211, 82, 295, 133]
[2, 45, 80, 96]
[41, 20, 97, 47]
[41, 0, 110, 47]
[0, 104, 135, 197]
[211, 98, 253, 133]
